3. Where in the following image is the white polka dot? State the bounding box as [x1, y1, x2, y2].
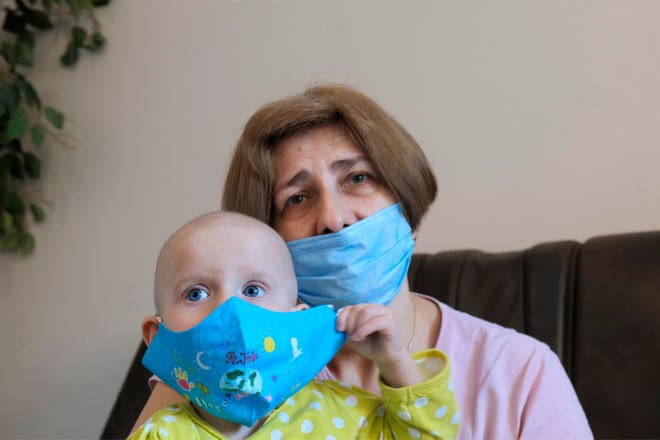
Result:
[359, 416, 366, 429]
[339, 381, 352, 389]
[143, 423, 153, 433]
[191, 423, 198, 432]
[271, 429, 282, 440]
[301, 419, 313, 433]
[158, 427, 168, 438]
[166, 406, 181, 412]
[415, 396, 428, 408]
[313, 389, 325, 399]
[326, 436, 336, 440]
[425, 359, 441, 372]
[286, 398, 295, 406]
[376, 405, 385, 417]
[278, 412, 290, 423]
[163, 415, 177, 423]
[397, 410, 411, 421]
[451, 411, 461, 425]
[309, 401, 322, 411]
[430, 431, 439, 438]
[408, 428, 421, 439]
[435, 406, 447, 418]
[345, 395, 358, 407]
[332, 417, 345, 428]
[448, 378, 454, 391]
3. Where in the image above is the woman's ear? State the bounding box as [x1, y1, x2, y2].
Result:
[141, 316, 160, 346]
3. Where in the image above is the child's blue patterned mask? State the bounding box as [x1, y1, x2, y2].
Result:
[287, 203, 415, 309]
[143, 297, 345, 427]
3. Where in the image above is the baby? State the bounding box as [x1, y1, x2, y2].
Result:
[130, 211, 459, 439]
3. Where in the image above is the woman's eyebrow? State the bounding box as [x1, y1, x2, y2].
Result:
[274, 170, 311, 194]
[332, 156, 369, 172]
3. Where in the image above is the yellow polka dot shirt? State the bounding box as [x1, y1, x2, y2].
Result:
[129, 349, 459, 440]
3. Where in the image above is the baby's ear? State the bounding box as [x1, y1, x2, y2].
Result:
[141, 316, 160, 346]
[293, 301, 309, 312]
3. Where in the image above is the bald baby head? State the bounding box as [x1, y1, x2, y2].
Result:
[153, 211, 299, 332]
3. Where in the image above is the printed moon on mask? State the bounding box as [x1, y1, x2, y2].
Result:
[196, 351, 211, 370]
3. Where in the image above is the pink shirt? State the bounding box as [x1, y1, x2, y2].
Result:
[317, 294, 593, 439]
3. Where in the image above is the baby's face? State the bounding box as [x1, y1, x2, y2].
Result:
[154, 213, 300, 332]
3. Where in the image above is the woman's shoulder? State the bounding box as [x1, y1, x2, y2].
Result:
[418, 293, 556, 364]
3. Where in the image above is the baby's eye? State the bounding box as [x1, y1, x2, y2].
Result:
[242, 284, 264, 298]
[186, 288, 209, 302]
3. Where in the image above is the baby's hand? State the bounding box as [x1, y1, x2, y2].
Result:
[336, 303, 406, 364]
[336, 303, 421, 387]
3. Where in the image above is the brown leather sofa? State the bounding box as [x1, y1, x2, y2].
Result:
[102, 230, 660, 439]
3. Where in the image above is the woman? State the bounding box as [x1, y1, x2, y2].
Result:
[135, 84, 592, 438]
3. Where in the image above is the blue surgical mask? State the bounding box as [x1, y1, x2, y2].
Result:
[142, 297, 345, 427]
[287, 203, 415, 309]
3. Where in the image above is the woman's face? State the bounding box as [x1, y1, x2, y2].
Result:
[272, 125, 396, 242]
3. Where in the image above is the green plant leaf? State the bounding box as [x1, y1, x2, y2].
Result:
[24, 9, 54, 30]
[60, 40, 79, 66]
[31, 124, 45, 146]
[15, 40, 34, 67]
[20, 232, 35, 254]
[0, 210, 13, 231]
[16, 75, 41, 108]
[2, 10, 26, 34]
[4, 191, 26, 214]
[8, 109, 30, 140]
[65, 0, 92, 21]
[23, 152, 40, 179]
[72, 26, 87, 46]
[1, 230, 21, 252]
[6, 140, 23, 153]
[1, 42, 16, 66]
[42, 0, 53, 14]
[0, 82, 20, 116]
[88, 32, 106, 50]
[0, 170, 11, 192]
[0, 153, 24, 179]
[19, 30, 36, 48]
[30, 203, 45, 223]
[44, 106, 65, 129]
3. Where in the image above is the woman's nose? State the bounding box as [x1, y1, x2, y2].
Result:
[316, 194, 356, 235]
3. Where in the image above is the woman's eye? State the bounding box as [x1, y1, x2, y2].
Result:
[186, 288, 209, 302]
[287, 194, 306, 206]
[350, 173, 367, 184]
[242, 284, 264, 298]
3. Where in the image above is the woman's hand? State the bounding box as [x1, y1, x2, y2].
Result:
[336, 303, 424, 387]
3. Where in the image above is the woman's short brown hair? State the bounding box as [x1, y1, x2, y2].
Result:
[222, 83, 437, 231]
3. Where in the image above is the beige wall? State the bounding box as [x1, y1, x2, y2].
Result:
[1, 1, 658, 437]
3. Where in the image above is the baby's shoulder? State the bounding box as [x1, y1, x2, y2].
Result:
[130, 403, 209, 439]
